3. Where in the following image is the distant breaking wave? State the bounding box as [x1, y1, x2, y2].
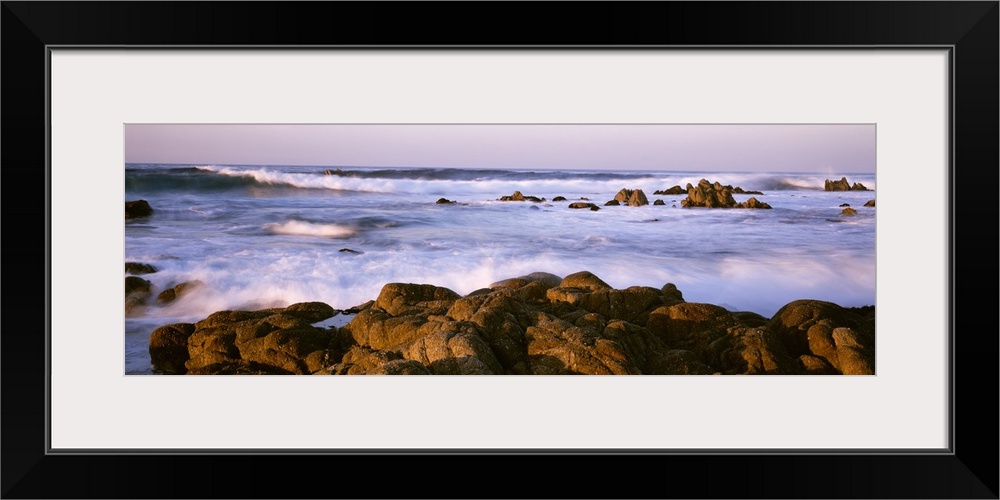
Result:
[123, 164, 875, 195]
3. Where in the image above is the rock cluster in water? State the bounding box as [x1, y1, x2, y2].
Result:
[824, 177, 870, 191]
[125, 262, 203, 317]
[499, 191, 544, 202]
[148, 271, 874, 375]
[612, 188, 649, 206]
[680, 179, 772, 209]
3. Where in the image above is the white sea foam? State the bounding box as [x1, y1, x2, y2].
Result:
[263, 220, 356, 238]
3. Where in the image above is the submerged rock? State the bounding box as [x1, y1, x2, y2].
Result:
[125, 262, 157, 275]
[156, 280, 205, 304]
[864, 199, 875, 207]
[568, 202, 600, 210]
[125, 276, 153, 316]
[125, 200, 153, 219]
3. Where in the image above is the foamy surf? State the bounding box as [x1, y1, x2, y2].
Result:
[263, 220, 356, 238]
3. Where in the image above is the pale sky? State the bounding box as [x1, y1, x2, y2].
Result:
[124, 124, 875, 173]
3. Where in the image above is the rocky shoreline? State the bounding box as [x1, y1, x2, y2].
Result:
[147, 271, 875, 376]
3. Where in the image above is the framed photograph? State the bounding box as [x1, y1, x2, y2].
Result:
[4, 2, 996, 498]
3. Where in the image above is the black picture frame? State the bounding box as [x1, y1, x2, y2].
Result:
[3, 2, 997, 498]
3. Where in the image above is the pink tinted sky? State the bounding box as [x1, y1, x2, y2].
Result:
[124, 124, 875, 173]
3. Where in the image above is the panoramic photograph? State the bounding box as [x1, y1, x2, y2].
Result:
[124, 124, 876, 375]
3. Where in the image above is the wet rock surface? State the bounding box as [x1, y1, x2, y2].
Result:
[151, 272, 874, 375]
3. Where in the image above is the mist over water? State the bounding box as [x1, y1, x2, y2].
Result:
[125, 164, 876, 374]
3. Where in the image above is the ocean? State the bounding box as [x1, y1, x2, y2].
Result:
[124, 164, 876, 374]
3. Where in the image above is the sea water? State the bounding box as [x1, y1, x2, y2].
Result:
[124, 164, 876, 374]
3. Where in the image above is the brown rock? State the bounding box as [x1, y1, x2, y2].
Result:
[739, 197, 772, 209]
[330, 346, 406, 375]
[841, 207, 858, 215]
[660, 283, 684, 304]
[149, 323, 196, 374]
[125, 276, 152, 296]
[654, 186, 686, 195]
[708, 326, 801, 374]
[524, 312, 640, 375]
[799, 355, 838, 374]
[568, 202, 599, 210]
[344, 308, 428, 351]
[125, 276, 153, 316]
[178, 302, 338, 374]
[832, 327, 875, 375]
[646, 302, 737, 352]
[489, 272, 563, 290]
[575, 286, 664, 324]
[864, 199, 875, 207]
[768, 299, 872, 358]
[375, 283, 461, 317]
[281, 301, 338, 323]
[613, 188, 649, 206]
[447, 291, 531, 371]
[367, 359, 432, 375]
[499, 191, 526, 201]
[125, 262, 157, 275]
[824, 177, 851, 191]
[156, 280, 205, 304]
[559, 271, 612, 291]
[681, 179, 738, 208]
[125, 199, 153, 219]
[400, 321, 503, 374]
[645, 349, 715, 375]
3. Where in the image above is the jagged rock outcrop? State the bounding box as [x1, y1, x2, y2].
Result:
[499, 191, 543, 202]
[654, 186, 686, 195]
[680, 179, 772, 209]
[150, 273, 875, 375]
[824, 177, 871, 191]
[613, 188, 649, 206]
[154, 302, 339, 375]
[767, 300, 874, 374]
